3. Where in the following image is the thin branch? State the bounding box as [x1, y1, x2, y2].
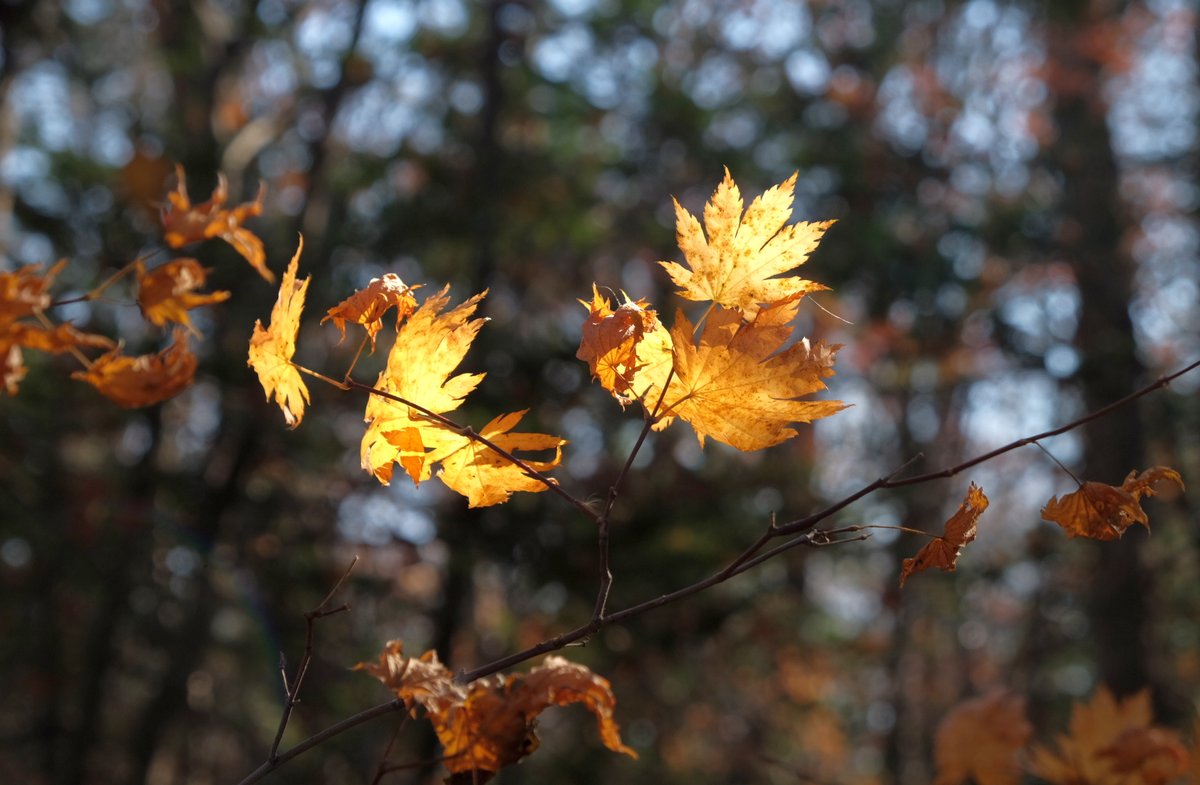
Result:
[266, 557, 358, 763]
[50, 255, 145, 307]
[1034, 441, 1082, 485]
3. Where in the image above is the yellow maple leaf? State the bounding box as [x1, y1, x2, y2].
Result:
[658, 168, 833, 317]
[247, 237, 310, 428]
[357, 642, 635, 784]
[72, 328, 197, 407]
[576, 285, 673, 407]
[1027, 687, 1186, 785]
[437, 410, 565, 508]
[1041, 466, 1184, 541]
[933, 690, 1032, 785]
[360, 286, 488, 485]
[900, 483, 989, 586]
[322, 273, 420, 349]
[136, 258, 231, 333]
[656, 300, 844, 450]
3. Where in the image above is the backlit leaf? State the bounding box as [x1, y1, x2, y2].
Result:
[248, 238, 310, 428]
[161, 165, 271, 282]
[436, 410, 566, 508]
[136, 258, 231, 333]
[322, 273, 420, 349]
[72, 328, 197, 407]
[933, 690, 1032, 785]
[576, 285, 673, 407]
[1041, 466, 1184, 540]
[900, 483, 989, 586]
[0, 259, 67, 328]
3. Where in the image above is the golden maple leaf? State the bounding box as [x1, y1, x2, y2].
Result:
[72, 328, 197, 407]
[900, 483, 989, 586]
[1041, 466, 1184, 541]
[933, 690, 1032, 785]
[656, 300, 844, 450]
[136, 258, 231, 333]
[247, 238, 310, 428]
[357, 641, 636, 784]
[360, 286, 487, 486]
[322, 273, 420, 349]
[161, 165, 271, 282]
[436, 410, 565, 508]
[1029, 687, 1187, 785]
[658, 168, 833, 317]
[0, 259, 67, 328]
[576, 285, 673, 406]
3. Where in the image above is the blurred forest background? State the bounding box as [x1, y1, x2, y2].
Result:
[1, 0, 1198, 783]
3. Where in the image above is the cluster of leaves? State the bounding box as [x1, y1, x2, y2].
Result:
[1, 166, 265, 406]
[934, 687, 1198, 785]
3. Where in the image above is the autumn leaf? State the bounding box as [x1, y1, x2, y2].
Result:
[248, 238, 310, 428]
[933, 690, 1032, 785]
[360, 286, 487, 485]
[357, 642, 636, 784]
[576, 285, 673, 407]
[1041, 466, 1185, 541]
[0, 259, 67, 328]
[900, 483, 989, 586]
[72, 328, 197, 407]
[656, 300, 844, 450]
[136, 258, 231, 333]
[161, 165, 272, 282]
[322, 273, 420, 349]
[2, 343, 26, 395]
[658, 168, 833, 317]
[436, 410, 566, 508]
[1029, 687, 1186, 785]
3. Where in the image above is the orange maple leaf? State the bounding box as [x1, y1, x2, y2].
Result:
[1029, 687, 1187, 785]
[576, 285, 673, 406]
[136, 258, 231, 333]
[900, 483, 989, 586]
[1041, 466, 1185, 541]
[933, 690, 1032, 785]
[161, 165, 272, 282]
[658, 169, 833, 317]
[321, 273, 420, 349]
[655, 300, 844, 450]
[357, 641, 636, 784]
[72, 328, 197, 407]
[0, 259, 67, 328]
[248, 238, 310, 428]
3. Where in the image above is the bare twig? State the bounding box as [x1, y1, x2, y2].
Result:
[1034, 441, 1082, 485]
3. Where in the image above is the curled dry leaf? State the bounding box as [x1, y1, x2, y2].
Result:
[900, 483, 988, 586]
[161, 165, 272, 282]
[356, 641, 635, 784]
[136, 258, 231, 333]
[322, 273, 420, 349]
[72, 328, 197, 407]
[658, 300, 844, 450]
[933, 690, 1032, 785]
[5, 322, 114, 354]
[659, 168, 833, 317]
[1041, 466, 1185, 541]
[1029, 687, 1187, 785]
[576, 285, 673, 407]
[248, 238, 310, 428]
[0, 259, 67, 327]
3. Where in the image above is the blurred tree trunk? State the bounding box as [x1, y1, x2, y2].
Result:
[1046, 6, 1154, 699]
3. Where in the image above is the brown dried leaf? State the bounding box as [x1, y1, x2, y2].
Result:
[1, 342, 26, 395]
[0, 259, 67, 329]
[322, 273, 420, 349]
[6, 322, 114, 353]
[1042, 466, 1185, 541]
[247, 238, 310, 428]
[900, 483, 989, 586]
[576, 285, 673, 407]
[136, 258, 231, 333]
[1029, 687, 1159, 785]
[72, 328, 197, 407]
[1098, 727, 1188, 785]
[161, 165, 271, 282]
[933, 690, 1032, 785]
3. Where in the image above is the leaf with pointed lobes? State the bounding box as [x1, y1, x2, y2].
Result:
[659, 168, 833, 318]
[576, 285, 673, 407]
[899, 483, 988, 586]
[247, 238, 310, 428]
[1041, 466, 1184, 541]
[657, 299, 844, 451]
[933, 690, 1032, 785]
[136, 258, 231, 333]
[161, 165, 272, 282]
[357, 641, 636, 784]
[435, 410, 566, 508]
[1029, 687, 1187, 785]
[0, 259, 67, 328]
[322, 273, 420, 349]
[72, 328, 197, 407]
[360, 286, 487, 486]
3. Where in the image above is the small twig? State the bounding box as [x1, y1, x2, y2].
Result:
[1034, 441, 1082, 485]
[33, 310, 92, 368]
[342, 334, 370, 382]
[50, 255, 145, 307]
[266, 556, 358, 763]
[368, 715, 411, 785]
[293, 363, 352, 391]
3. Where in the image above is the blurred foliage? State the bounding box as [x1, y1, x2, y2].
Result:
[1, 0, 1198, 784]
